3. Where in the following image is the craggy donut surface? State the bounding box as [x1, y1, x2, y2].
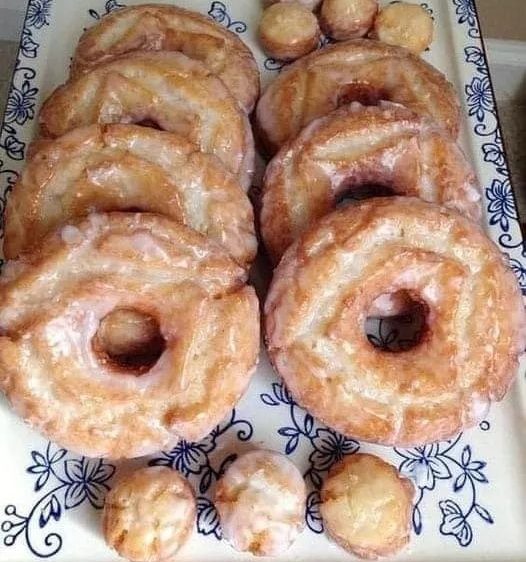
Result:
[256, 39, 460, 155]
[71, 4, 260, 113]
[0, 213, 260, 458]
[265, 198, 526, 446]
[321, 454, 414, 559]
[215, 450, 306, 556]
[103, 467, 196, 562]
[39, 51, 254, 190]
[4, 124, 256, 267]
[261, 103, 481, 263]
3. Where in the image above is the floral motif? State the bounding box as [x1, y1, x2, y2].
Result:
[1, 443, 115, 557]
[453, 0, 476, 28]
[88, 0, 125, 20]
[465, 76, 493, 122]
[261, 381, 359, 530]
[486, 178, 517, 232]
[208, 1, 247, 34]
[4, 79, 38, 126]
[21, 28, 39, 58]
[26, 0, 52, 29]
[395, 435, 493, 546]
[464, 45, 487, 74]
[149, 409, 253, 536]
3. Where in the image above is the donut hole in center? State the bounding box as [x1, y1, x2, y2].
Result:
[337, 83, 390, 108]
[364, 290, 428, 352]
[93, 308, 166, 375]
[335, 182, 396, 208]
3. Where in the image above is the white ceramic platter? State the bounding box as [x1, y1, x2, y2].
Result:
[1, 1, 525, 560]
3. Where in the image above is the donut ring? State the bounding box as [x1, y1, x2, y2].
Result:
[320, 454, 414, 559]
[215, 450, 306, 556]
[102, 466, 196, 562]
[0, 213, 260, 458]
[265, 198, 526, 446]
[39, 51, 254, 190]
[261, 103, 481, 263]
[256, 39, 460, 155]
[71, 4, 260, 113]
[4, 124, 256, 268]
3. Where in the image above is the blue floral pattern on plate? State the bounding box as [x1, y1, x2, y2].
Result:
[0, 0, 524, 559]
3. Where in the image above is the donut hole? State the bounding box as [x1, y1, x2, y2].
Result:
[364, 290, 427, 352]
[338, 83, 390, 108]
[93, 308, 166, 374]
[135, 118, 163, 131]
[335, 183, 396, 208]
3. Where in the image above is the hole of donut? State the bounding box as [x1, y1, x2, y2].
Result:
[93, 308, 166, 375]
[338, 84, 390, 108]
[335, 183, 396, 208]
[364, 290, 428, 352]
[134, 118, 163, 131]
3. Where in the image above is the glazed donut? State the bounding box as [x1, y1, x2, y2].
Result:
[265, 198, 526, 446]
[215, 450, 306, 556]
[39, 51, 254, 190]
[0, 213, 260, 458]
[259, 3, 320, 61]
[320, 454, 414, 559]
[71, 4, 260, 113]
[256, 39, 460, 155]
[371, 2, 434, 55]
[102, 466, 196, 562]
[320, 0, 378, 40]
[4, 124, 256, 268]
[261, 103, 481, 263]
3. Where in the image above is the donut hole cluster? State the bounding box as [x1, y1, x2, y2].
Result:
[93, 308, 166, 375]
[258, 0, 434, 61]
[364, 289, 428, 352]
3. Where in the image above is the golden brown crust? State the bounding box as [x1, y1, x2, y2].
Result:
[371, 2, 434, 55]
[102, 466, 196, 562]
[71, 3, 260, 113]
[259, 3, 320, 61]
[4, 124, 256, 268]
[320, 454, 414, 559]
[264, 198, 526, 446]
[320, 0, 378, 40]
[39, 51, 254, 190]
[0, 213, 260, 458]
[255, 38, 460, 155]
[263, 0, 323, 10]
[215, 450, 306, 556]
[261, 103, 481, 263]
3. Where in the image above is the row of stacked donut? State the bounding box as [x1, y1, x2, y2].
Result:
[255, 35, 526, 444]
[103, 451, 413, 561]
[0, 5, 263, 459]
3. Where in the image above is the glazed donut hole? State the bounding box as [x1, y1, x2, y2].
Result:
[320, 454, 414, 559]
[92, 308, 166, 375]
[320, 0, 378, 40]
[364, 289, 429, 352]
[259, 2, 321, 61]
[102, 466, 196, 562]
[371, 2, 434, 54]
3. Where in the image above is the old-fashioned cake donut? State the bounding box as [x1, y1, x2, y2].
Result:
[4, 124, 256, 268]
[256, 39, 460, 155]
[0, 213, 259, 458]
[265, 198, 525, 446]
[39, 51, 254, 190]
[261, 103, 480, 263]
[71, 3, 260, 113]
